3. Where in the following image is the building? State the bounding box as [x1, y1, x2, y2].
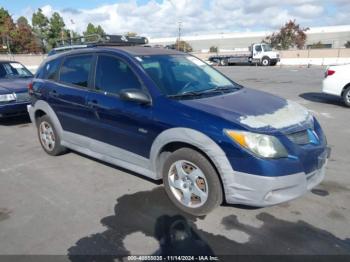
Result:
[149, 25, 350, 52]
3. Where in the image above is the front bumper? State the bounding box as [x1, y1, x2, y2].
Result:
[224, 147, 330, 206]
[271, 58, 280, 63]
[0, 101, 29, 118]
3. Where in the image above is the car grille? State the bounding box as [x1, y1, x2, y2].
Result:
[287, 130, 310, 145]
[15, 92, 30, 102]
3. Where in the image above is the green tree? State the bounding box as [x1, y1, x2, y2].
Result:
[126, 32, 137, 37]
[32, 8, 49, 51]
[83, 23, 105, 36]
[345, 41, 350, 48]
[309, 41, 325, 49]
[0, 7, 16, 52]
[175, 40, 193, 52]
[14, 16, 42, 53]
[209, 46, 218, 53]
[48, 12, 66, 48]
[265, 20, 309, 50]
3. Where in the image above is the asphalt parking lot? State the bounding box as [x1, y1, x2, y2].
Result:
[0, 65, 349, 258]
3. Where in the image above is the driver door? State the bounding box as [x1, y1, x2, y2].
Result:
[86, 54, 156, 158]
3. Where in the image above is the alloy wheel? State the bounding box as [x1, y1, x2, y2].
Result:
[168, 160, 209, 208]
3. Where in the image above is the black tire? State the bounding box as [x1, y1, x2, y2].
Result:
[220, 59, 228, 66]
[162, 148, 223, 216]
[261, 57, 270, 66]
[342, 86, 350, 107]
[37, 115, 67, 156]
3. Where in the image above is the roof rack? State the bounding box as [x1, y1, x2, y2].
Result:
[51, 34, 149, 54]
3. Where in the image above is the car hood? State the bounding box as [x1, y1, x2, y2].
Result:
[0, 78, 32, 94]
[180, 88, 311, 133]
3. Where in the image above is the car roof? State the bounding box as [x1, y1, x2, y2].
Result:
[0, 60, 21, 63]
[103, 46, 184, 56]
[47, 46, 185, 61]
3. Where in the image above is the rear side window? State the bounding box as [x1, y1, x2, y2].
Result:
[59, 55, 93, 88]
[37, 59, 61, 80]
[255, 45, 262, 52]
[95, 55, 141, 95]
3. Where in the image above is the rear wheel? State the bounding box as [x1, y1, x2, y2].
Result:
[343, 86, 350, 107]
[37, 115, 67, 156]
[220, 59, 228, 66]
[162, 148, 223, 216]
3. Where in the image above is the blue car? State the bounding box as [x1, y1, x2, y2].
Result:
[0, 61, 33, 118]
[28, 41, 330, 216]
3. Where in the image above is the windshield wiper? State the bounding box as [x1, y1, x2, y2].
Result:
[168, 85, 241, 99]
[207, 85, 241, 93]
[19, 75, 33, 78]
[167, 91, 205, 99]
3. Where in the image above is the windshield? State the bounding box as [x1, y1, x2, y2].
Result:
[262, 44, 272, 52]
[0, 62, 33, 79]
[137, 55, 241, 98]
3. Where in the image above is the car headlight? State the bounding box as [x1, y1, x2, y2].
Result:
[0, 93, 16, 103]
[225, 130, 288, 158]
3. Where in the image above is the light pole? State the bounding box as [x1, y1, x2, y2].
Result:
[177, 21, 182, 51]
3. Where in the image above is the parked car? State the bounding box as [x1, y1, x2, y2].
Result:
[28, 37, 330, 216]
[322, 64, 350, 107]
[0, 61, 33, 118]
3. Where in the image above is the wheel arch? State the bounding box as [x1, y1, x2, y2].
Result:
[341, 82, 350, 96]
[30, 100, 63, 137]
[150, 128, 234, 200]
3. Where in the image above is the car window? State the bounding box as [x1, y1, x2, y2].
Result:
[139, 55, 236, 96]
[37, 59, 61, 80]
[0, 62, 33, 79]
[95, 55, 141, 95]
[59, 55, 93, 88]
[255, 45, 262, 52]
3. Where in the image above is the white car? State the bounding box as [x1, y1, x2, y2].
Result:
[322, 64, 350, 107]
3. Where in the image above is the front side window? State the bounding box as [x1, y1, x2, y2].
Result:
[0, 62, 33, 79]
[59, 55, 93, 88]
[138, 55, 240, 98]
[95, 55, 141, 95]
[262, 44, 272, 52]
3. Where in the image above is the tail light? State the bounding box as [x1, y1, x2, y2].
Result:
[325, 69, 335, 77]
[28, 82, 33, 95]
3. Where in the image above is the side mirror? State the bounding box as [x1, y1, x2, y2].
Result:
[120, 89, 151, 105]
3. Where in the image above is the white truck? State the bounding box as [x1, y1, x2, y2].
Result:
[209, 43, 280, 66]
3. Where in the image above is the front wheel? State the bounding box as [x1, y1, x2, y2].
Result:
[261, 57, 270, 66]
[37, 115, 67, 156]
[343, 86, 350, 107]
[162, 148, 223, 216]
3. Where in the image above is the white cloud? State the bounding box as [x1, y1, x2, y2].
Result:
[294, 4, 324, 18]
[20, 0, 349, 37]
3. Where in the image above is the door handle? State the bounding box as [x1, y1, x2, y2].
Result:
[49, 90, 58, 97]
[87, 100, 99, 108]
[87, 99, 110, 110]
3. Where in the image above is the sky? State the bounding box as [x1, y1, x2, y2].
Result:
[1, 0, 349, 38]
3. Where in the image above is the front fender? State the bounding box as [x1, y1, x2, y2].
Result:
[150, 127, 234, 184]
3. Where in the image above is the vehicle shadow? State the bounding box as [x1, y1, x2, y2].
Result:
[67, 187, 350, 260]
[71, 150, 163, 185]
[0, 115, 31, 126]
[299, 92, 345, 107]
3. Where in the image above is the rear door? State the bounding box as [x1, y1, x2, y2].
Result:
[48, 54, 96, 137]
[86, 53, 156, 158]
